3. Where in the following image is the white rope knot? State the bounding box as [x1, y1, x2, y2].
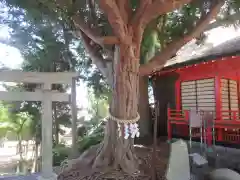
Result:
[108, 112, 140, 139]
[108, 112, 140, 124]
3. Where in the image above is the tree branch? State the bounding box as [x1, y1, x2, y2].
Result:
[132, 0, 192, 29]
[139, 0, 224, 76]
[79, 31, 106, 72]
[116, 0, 131, 24]
[99, 0, 127, 43]
[56, 0, 116, 46]
[78, 30, 113, 84]
[73, 15, 119, 46]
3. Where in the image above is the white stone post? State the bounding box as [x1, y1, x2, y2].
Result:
[38, 83, 57, 180]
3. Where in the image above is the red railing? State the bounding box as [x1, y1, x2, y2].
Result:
[220, 110, 240, 121]
[167, 108, 189, 122]
[223, 132, 240, 143]
[167, 108, 240, 144]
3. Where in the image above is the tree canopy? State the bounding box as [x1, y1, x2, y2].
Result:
[2, 0, 240, 89]
[4, 0, 239, 80]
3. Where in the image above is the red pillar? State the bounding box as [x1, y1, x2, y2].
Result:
[215, 76, 223, 141]
[175, 80, 181, 110]
[206, 126, 213, 146]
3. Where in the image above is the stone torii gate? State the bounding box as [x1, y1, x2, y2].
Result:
[0, 70, 79, 180]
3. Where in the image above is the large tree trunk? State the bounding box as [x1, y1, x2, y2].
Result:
[58, 45, 141, 178]
[92, 45, 140, 174]
[58, 41, 144, 180]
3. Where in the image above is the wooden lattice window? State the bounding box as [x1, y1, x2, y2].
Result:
[181, 81, 197, 110]
[181, 78, 215, 111]
[221, 79, 239, 120]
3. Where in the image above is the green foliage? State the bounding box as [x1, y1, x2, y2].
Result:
[0, 103, 10, 122]
[85, 69, 111, 98]
[78, 133, 103, 153]
[87, 88, 109, 119]
[0, 103, 11, 137]
[20, 102, 42, 143]
[52, 133, 104, 166]
[52, 143, 70, 166]
[77, 115, 105, 152]
[0, 102, 32, 139]
[52, 125, 104, 165]
[76, 89, 107, 153]
[130, 0, 139, 11]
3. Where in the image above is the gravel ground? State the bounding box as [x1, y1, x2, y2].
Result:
[1, 140, 240, 180]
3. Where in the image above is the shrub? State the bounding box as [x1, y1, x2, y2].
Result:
[77, 120, 105, 153]
[52, 143, 70, 166]
[78, 134, 103, 153]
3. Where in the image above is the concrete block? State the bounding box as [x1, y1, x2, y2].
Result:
[166, 139, 190, 180]
[206, 168, 240, 180]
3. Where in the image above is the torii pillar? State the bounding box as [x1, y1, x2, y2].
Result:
[39, 83, 57, 180]
[0, 70, 78, 180]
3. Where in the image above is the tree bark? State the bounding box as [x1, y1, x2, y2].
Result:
[92, 45, 140, 174]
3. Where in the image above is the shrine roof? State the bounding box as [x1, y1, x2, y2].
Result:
[162, 36, 240, 71]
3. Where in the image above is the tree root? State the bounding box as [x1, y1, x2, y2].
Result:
[57, 142, 169, 180]
[57, 121, 170, 180]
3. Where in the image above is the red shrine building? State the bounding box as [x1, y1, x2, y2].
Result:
[151, 37, 240, 144]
